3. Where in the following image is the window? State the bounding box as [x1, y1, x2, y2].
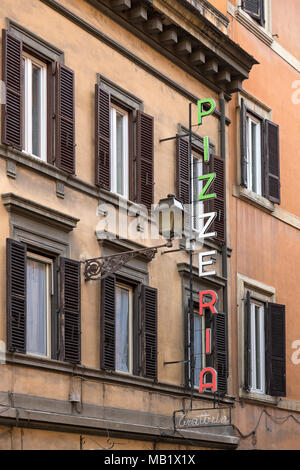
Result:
[115, 283, 133, 374]
[193, 309, 206, 387]
[191, 153, 204, 234]
[246, 113, 262, 196]
[240, 98, 280, 204]
[101, 276, 158, 379]
[249, 300, 265, 393]
[6, 238, 81, 363]
[241, 0, 265, 26]
[23, 54, 47, 161]
[26, 253, 52, 357]
[110, 104, 129, 198]
[244, 290, 286, 397]
[95, 79, 154, 209]
[2, 29, 76, 175]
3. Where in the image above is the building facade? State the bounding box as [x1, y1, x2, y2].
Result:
[0, 0, 298, 450]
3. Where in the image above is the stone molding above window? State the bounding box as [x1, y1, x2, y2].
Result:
[7, 18, 64, 63]
[2, 193, 79, 233]
[96, 233, 153, 285]
[97, 74, 144, 112]
[2, 193, 80, 258]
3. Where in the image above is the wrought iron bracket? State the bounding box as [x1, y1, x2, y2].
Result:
[84, 241, 172, 281]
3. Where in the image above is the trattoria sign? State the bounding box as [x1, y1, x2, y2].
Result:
[174, 407, 231, 430]
[196, 99, 225, 394]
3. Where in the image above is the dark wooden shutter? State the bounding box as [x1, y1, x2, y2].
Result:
[240, 98, 248, 187]
[266, 303, 286, 397]
[214, 312, 228, 396]
[184, 304, 190, 388]
[100, 275, 116, 371]
[209, 154, 225, 243]
[56, 63, 75, 174]
[136, 110, 154, 209]
[265, 121, 280, 204]
[95, 85, 111, 190]
[176, 137, 190, 206]
[242, 0, 264, 25]
[244, 291, 251, 391]
[6, 238, 27, 354]
[60, 258, 81, 364]
[2, 30, 23, 150]
[141, 285, 157, 380]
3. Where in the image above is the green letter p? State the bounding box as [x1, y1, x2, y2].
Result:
[198, 98, 216, 125]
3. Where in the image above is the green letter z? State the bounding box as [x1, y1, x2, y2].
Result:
[198, 173, 216, 201]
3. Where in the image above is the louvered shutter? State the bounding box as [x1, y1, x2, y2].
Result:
[136, 111, 154, 209]
[242, 0, 264, 25]
[60, 258, 81, 364]
[184, 304, 190, 388]
[244, 291, 251, 391]
[265, 121, 280, 204]
[100, 275, 116, 371]
[214, 312, 228, 396]
[209, 155, 225, 243]
[141, 285, 157, 380]
[1, 30, 23, 150]
[266, 303, 286, 397]
[6, 238, 27, 354]
[95, 85, 111, 190]
[240, 98, 248, 187]
[56, 64, 75, 174]
[176, 137, 190, 206]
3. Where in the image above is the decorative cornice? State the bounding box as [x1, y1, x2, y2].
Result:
[50, 0, 258, 96]
[2, 193, 80, 232]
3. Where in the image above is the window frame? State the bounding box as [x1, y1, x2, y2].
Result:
[26, 251, 53, 359]
[193, 307, 206, 389]
[246, 112, 262, 196]
[23, 52, 48, 162]
[191, 150, 205, 236]
[115, 281, 134, 375]
[237, 273, 278, 404]
[110, 103, 130, 199]
[249, 299, 265, 394]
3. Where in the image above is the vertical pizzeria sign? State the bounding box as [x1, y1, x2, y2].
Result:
[196, 98, 223, 394]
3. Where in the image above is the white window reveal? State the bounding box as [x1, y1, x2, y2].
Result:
[26, 253, 52, 358]
[110, 104, 129, 198]
[23, 54, 47, 161]
[115, 283, 133, 374]
[246, 114, 262, 196]
[250, 301, 265, 394]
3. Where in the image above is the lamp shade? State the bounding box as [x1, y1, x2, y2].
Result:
[157, 194, 184, 240]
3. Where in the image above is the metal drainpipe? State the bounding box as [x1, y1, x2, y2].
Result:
[219, 93, 228, 315]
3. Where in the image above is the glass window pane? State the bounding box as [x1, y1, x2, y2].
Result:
[116, 113, 124, 195]
[255, 305, 261, 390]
[115, 286, 130, 373]
[192, 157, 203, 232]
[32, 64, 41, 158]
[26, 258, 47, 356]
[251, 121, 257, 193]
[193, 314, 202, 387]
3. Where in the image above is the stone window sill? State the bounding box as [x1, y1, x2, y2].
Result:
[233, 185, 275, 213]
[233, 6, 273, 47]
[240, 389, 279, 406]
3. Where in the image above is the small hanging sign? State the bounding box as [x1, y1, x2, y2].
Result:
[174, 407, 231, 431]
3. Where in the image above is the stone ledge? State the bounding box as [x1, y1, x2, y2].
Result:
[0, 391, 239, 448]
[2, 193, 80, 233]
[233, 185, 275, 214]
